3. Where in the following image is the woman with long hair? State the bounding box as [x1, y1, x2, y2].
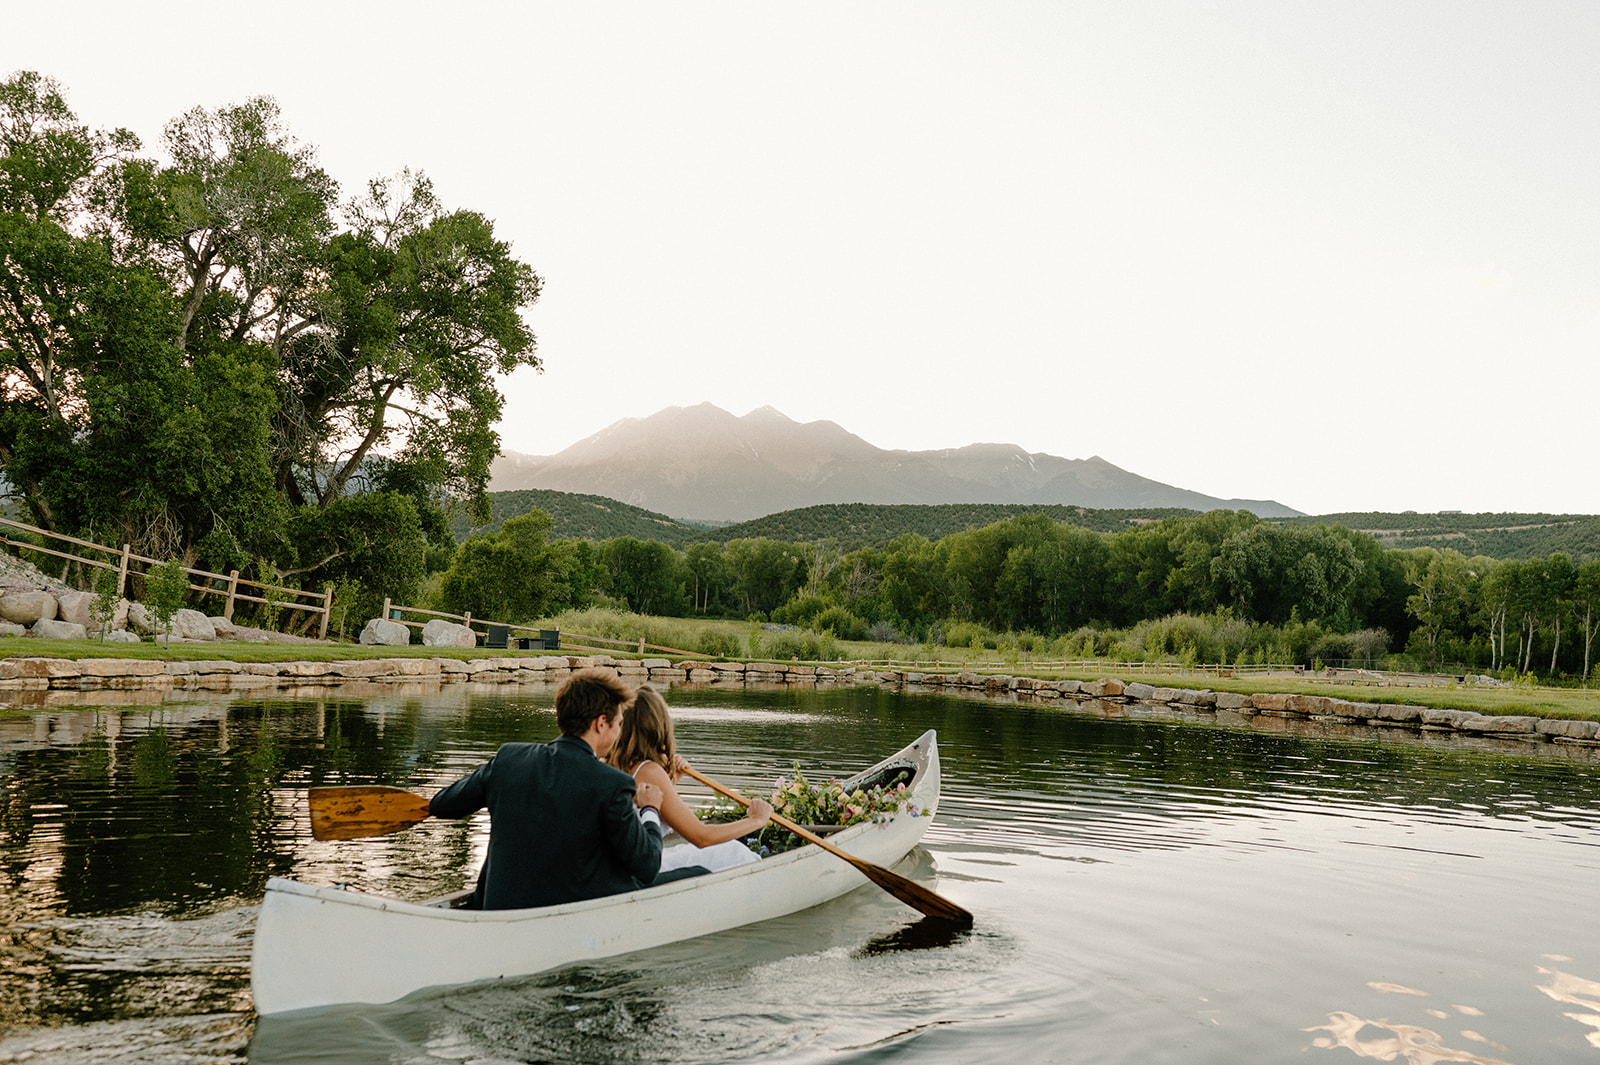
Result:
[608, 685, 772, 878]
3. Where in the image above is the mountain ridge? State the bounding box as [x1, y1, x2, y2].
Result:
[490, 402, 1301, 521]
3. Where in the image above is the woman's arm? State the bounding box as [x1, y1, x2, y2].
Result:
[638, 761, 772, 848]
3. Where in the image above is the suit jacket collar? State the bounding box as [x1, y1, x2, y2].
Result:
[553, 733, 597, 758]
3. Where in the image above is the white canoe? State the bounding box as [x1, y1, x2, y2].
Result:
[251, 728, 942, 1015]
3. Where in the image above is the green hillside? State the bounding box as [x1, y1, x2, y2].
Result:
[450, 490, 706, 544]
[682, 502, 1201, 550]
[460, 492, 1600, 560]
[1281, 512, 1600, 561]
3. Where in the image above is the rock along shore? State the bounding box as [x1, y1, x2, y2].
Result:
[2, 654, 1594, 755]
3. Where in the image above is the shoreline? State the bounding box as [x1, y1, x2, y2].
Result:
[2, 653, 1596, 762]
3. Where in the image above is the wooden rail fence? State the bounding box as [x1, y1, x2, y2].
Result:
[0, 516, 333, 639]
[379, 599, 697, 656]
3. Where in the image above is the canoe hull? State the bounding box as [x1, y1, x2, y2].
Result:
[251, 729, 941, 1015]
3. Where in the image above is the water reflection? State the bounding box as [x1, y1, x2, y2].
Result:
[1304, 1011, 1514, 1065]
[1536, 955, 1600, 1049]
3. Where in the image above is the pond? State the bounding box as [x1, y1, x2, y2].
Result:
[1, 680, 1597, 1064]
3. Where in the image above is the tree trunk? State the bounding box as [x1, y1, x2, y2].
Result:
[1583, 603, 1594, 682]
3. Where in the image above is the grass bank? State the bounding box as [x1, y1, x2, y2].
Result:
[7, 617, 1600, 723]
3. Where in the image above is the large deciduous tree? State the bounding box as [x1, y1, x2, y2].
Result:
[0, 72, 541, 612]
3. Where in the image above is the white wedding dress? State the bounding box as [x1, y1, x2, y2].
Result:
[631, 763, 761, 873]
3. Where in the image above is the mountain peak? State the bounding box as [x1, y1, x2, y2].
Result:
[491, 404, 1300, 522]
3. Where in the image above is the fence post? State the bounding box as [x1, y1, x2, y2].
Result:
[318, 586, 332, 640]
[223, 570, 240, 620]
[382, 597, 392, 622]
[637, 636, 645, 653]
[463, 612, 472, 628]
[116, 545, 131, 598]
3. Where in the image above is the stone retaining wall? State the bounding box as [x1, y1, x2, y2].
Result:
[0, 654, 869, 692]
[4, 655, 1594, 750]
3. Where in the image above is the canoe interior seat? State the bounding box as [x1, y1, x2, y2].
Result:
[852, 761, 917, 793]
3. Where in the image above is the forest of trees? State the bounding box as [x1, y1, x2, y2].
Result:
[430, 503, 1600, 682]
[1, 72, 541, 622]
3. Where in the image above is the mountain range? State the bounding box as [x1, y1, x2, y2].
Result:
[488, 403, 1301, 522]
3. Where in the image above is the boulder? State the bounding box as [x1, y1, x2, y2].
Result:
[171, 609, 216, 640]
[421, 619, 477, 648]
[1124, 682, 1157, 701]
[54, 590, 97, 627]
[103, 630, 140, 643]
[0, 591, 57, 624]
[208, 615, 239, 640]
[32, 617, 87, 640]
[0, 621, 24, 637]
[359, 618, 412, 646]
[127, 602, 155, 635]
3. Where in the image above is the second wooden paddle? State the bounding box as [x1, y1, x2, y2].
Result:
[309, 785, 430, 841]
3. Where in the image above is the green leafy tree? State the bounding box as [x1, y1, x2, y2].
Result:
[1574, 560, 1600, 681]
[144, 557, 190, 647]
[598, 537, 685, 615]
[1, 73, 541, 589]
[683, 541, 731, 614]
[1404, 549, 1471, 671]
[88, 564, 120, 640]
[438, 511, 561, 623]
[1542, 554, 1576, 675]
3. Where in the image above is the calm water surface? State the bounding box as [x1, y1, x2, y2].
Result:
[1, 681, 1598, 1064]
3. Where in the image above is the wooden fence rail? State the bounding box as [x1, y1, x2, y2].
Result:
[0, 516, 333, 639]
[378, 599, 700, 656]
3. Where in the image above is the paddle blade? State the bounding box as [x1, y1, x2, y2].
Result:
[309, 785, 431, 841]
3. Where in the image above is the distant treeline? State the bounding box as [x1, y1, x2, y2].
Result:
[1279, 512, 1600, 561]
[458, 494, 1213, 550]
[427, 500, 1600, 680]
[464, 491, 1600, 563]
[450, 490, 708, 545]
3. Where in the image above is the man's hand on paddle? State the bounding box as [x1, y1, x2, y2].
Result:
[634, 780, 664, 811]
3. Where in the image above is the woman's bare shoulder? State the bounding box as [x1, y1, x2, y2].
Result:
[633, 760, 674, 787]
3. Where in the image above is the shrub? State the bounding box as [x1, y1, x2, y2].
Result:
[763, 629, 839, 661]
[942, 620, 996, 650]
[811, 606, 869, 641]
[867, 620, 910, 644]
[772, 594, 829, 627]
[697, 629, 742, 658]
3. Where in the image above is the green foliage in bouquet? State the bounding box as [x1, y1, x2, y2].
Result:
[701, 763, 918, 856]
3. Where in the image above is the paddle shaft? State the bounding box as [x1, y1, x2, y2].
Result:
[682, 766, 971, 925]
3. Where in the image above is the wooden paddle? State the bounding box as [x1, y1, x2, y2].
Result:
[309, 785, 430, 841]
[681, 766, 972, 926]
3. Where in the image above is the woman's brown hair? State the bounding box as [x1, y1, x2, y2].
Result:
[607, 684, 676, 775]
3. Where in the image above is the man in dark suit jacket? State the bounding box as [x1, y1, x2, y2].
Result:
[428, 668, 665, 909]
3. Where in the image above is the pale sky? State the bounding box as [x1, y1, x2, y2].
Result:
[9, 2, 1600, 517]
